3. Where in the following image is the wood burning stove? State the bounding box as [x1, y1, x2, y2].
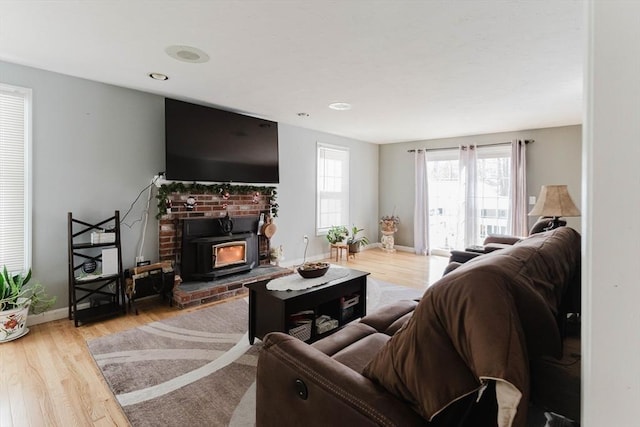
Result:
[212, 240, 247, 269]
[181, 217, 260, 281]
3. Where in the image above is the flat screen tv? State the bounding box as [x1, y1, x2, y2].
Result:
[165, 98, 279, 183]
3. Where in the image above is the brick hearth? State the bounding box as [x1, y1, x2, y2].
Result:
[172, 265, 292, 308]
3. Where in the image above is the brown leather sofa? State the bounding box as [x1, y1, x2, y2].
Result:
[256, 227, 581, 427]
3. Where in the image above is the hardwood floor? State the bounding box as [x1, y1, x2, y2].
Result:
[0, 248, 449, 427]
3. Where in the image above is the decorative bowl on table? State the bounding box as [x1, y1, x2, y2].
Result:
[297, 262, 330, 279]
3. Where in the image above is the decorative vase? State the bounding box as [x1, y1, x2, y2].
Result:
[380, 219, 398, 253]
[381, 231, 396, 253]
[0, 299, 30, 343]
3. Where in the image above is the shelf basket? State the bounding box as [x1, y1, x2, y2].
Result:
[288, 322, 312, 342]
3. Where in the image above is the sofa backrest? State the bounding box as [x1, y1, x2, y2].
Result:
[466, 227, 580, 313]
[362, 227, 581, 425]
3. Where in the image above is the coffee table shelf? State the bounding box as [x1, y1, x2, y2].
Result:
[246, 268, 369, 344]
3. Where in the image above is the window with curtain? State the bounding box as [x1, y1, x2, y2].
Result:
[316, 143, 349, 235]
[0, 84, 32, 272]
[427, 144, 512, 252]
[426, 149, 460, 252]
[474, 145, 512, 244]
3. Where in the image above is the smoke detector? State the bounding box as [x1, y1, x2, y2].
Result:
[165, 45, 210, 63]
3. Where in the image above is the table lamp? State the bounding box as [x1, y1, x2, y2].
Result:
[528, 185, 581, 231]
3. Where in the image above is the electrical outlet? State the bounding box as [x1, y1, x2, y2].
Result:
[303, 235, 309, 243]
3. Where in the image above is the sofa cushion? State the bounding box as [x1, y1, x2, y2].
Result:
[383, 311, 415, 336]
[362, 227, 581, 427]
[332, 332, 391, 373]
[312, 322, 378, 356]
[359, 299, 419, 334]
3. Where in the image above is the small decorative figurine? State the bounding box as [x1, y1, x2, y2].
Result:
[184, 196, 197, 210]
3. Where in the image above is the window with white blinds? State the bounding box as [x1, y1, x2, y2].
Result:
[316, 143, 349, 235]
[0, 84, 32, 272]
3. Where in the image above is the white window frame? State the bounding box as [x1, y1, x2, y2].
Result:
[475, 144, 512, 241]
[425, 148, 460, 255]
[316, 142, 349, 235]
[0, 83, 33, 272]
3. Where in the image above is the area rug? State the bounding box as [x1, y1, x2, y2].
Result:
[86, 278, 423, 427]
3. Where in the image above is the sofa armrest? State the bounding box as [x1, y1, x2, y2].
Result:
[449, 249, 482, 264]
[257, 332, 425, 427]
[483, 235, 522, 245]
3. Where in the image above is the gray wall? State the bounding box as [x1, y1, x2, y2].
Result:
[379, 125, 582, 247]
[0, 60, 165, 310]
[0, 60, 378, 311]
[273, 124, 379, 265]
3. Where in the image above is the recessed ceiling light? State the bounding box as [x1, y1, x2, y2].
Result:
[328, 102, 352, 111]
[149, 72, 169, 81]
[165, 45, 210, 63]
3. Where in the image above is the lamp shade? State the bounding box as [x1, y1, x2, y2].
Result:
[528, 185, 581, 217]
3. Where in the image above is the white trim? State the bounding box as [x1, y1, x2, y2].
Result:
[24, 87, 33, 270]
[25, 303, 89, 326]
[0, 83, 33, 271]
[316, 142, 350, 234]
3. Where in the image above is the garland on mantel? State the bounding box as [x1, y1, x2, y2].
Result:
[156, 182, 278, 219]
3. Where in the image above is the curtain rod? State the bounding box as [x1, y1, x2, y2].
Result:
[407, 139, 534, 153]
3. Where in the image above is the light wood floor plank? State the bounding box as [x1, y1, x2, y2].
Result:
[1, 248, 447, 426]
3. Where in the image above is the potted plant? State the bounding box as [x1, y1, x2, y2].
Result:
[346, 226, 370, 253]
[326, 225, 348, 245]
[0, 267, 56, 342]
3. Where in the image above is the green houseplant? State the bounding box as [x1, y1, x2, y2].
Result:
[326, 225, 349, 245]
[346, 226, 370, 253]
[0, 267, 56, 342]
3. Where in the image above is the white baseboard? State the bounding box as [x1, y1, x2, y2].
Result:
[26, 305, 77, 326]
[391, 244, 414, 253]
[26, 301, 97, 326]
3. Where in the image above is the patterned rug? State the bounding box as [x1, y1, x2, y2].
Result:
[86, 277, 423, 427]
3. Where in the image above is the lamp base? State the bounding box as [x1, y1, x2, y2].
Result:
[543, 216, 567, 231]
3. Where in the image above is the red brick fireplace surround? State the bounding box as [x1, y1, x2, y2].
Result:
[158, 189, 284, 307]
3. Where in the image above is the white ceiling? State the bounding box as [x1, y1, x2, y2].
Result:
[0, 0, 584, 144]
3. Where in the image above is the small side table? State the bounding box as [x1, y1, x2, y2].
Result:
[330, 243, 349, 262]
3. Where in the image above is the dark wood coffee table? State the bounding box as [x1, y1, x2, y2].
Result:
[246, 268, 369, 344]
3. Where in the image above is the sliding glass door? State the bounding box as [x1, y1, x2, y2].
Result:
[427, 145, 512, 253]
[475, 145, 511, 244]
[426, 150, 460, 253]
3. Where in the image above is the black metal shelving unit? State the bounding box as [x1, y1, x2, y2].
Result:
[67, 211, 125, 327]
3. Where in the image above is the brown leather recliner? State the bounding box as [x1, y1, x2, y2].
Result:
[256, 300, 494, 426]
[447, 217, 564, 266]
